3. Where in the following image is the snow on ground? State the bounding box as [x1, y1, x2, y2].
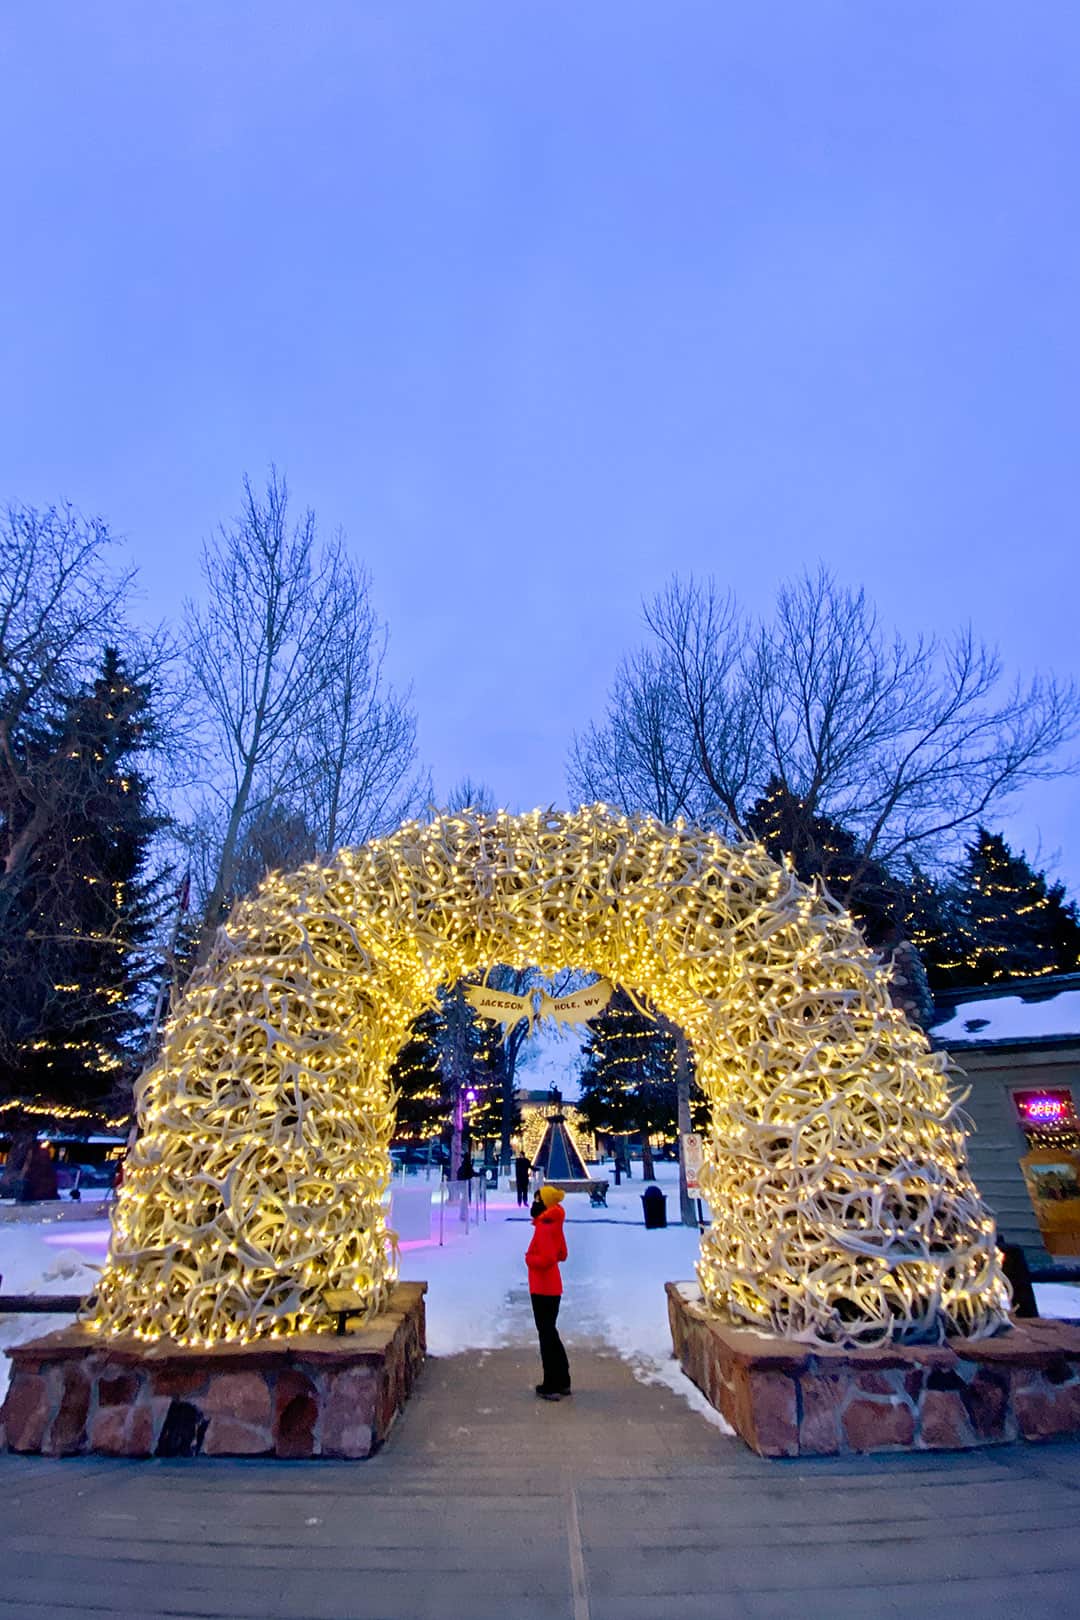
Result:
[394, 1161, 734, 1427]
[1034, 1281, 1080, 1319]
[0, 1167, 715, 1417]
[396, 1162, 700, 1354]
[0, 1220, 107, 1400]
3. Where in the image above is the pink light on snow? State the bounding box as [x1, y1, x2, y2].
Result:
[42, 1225, 110, 1256]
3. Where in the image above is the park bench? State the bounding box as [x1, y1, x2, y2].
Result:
[540, 1178, 610, 1204]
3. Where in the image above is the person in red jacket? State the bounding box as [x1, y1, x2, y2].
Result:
[526, 1183, 571, 1400]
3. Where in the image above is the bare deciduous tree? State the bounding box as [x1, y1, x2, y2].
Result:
[300, 574, 426, 855]
[186, 471, 424, 951]
[0, 504, 134, 927]
[569, 647, 711, 825]
[643, 579, 762, 834]
[571, 568, 1080, 1226]
[573, 568, 1080, 877]
[441, 777, 495, 817]
[186, 471, 340, 942]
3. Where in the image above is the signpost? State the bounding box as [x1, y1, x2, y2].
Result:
[681, 1132, 703, 1193]
[681, 1131, 706, 1227]
[463, 978, 614, 1035]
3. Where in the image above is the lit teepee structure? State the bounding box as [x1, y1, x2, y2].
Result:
[532, 1111, 592, 1186]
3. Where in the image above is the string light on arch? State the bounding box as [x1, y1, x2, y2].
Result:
[87, 805, 1010, 1350]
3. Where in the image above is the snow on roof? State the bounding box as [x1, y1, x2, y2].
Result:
[932, 984, 1080, 1047]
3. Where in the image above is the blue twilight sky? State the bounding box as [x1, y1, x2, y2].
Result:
[2, 4, 1078, 887]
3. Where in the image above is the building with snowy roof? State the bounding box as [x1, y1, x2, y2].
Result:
[930, 973, 1080, 1267]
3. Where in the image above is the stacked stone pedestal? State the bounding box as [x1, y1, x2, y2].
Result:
[1, 1281, 425, 1460]
[667, 1282, 1080, 1457]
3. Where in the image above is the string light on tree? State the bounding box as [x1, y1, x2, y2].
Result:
[930, 829, 1080, 989]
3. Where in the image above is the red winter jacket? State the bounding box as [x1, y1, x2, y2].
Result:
[525, 1203, 567, 1296]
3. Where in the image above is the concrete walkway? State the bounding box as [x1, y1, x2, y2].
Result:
[2, 1341, 1080, 1620]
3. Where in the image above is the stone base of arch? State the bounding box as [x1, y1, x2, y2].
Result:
[1, 1283, 426, 1460]
[667, 1284, 1080, 1456]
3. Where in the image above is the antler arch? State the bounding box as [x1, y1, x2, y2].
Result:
[89, 806, 1009, 1348]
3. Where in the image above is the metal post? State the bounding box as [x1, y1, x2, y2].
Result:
[675, 1030, 697, 1227]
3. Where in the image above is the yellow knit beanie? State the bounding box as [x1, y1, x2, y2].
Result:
[539, 1184, 565, 1208]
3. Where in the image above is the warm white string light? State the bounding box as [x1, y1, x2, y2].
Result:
[87, 806, 1010, 1348]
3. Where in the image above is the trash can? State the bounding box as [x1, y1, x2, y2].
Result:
[641, 1185, 667, 1229]
[999, 1241, 1039, 1318]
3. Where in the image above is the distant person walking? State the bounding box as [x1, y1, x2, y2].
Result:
[514, 1152, 531, 1207]
[526, 1184, 571, 1401]
[454, 1150, 476, 1224]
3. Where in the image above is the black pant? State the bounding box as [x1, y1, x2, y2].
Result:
[531, 1293, 571, 1392]
[516, 1182, 529, 1206]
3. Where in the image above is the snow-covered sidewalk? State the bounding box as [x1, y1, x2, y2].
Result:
[397, 1163, 703, 1355]
[393, 1163, 733, 1423]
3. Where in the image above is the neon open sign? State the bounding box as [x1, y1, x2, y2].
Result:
[1014, 1090, 1073, 1126]
[1025, 1098, 1066, 1121]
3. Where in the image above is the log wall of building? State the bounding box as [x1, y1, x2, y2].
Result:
[948, 1041, 1080, 1267]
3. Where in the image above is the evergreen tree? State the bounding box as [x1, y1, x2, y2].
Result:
[461, 1039, 516, 1155]
[389, 1006, 451, 1142]
[744, 776, 904, 944]
[931, 828, 1080, 989]
[232, 802, 317, 903]
[739, 788, 1080, 999]
[900, 864, 953, 963]
[576, 989, 696, 1178]
[743, 778, 955, 1021]
[897, 863, 961, 994]
[388, 986, 508, 1154]
[0, 649, 165, 1104]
